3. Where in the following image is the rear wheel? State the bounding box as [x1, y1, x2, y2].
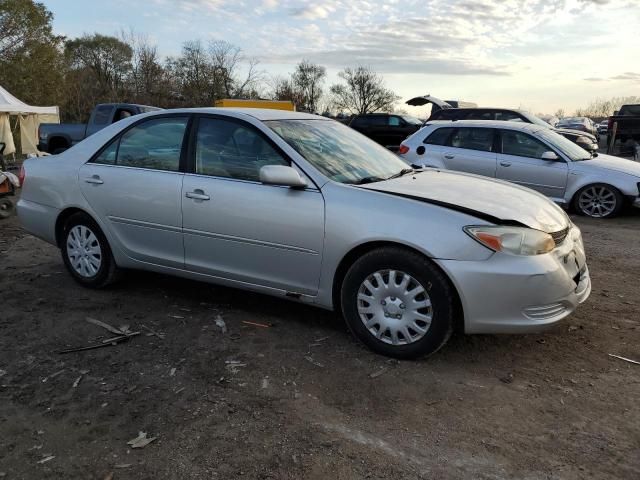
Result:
[61, 212, 120, 287]
[0, 198, 14, 219]
[340, 247, 455, 359]
[574, 184, 623, 219]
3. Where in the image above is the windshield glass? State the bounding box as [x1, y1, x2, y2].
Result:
[402, 115, 423, 125]
[266, 119, 411, 184]
[520, 111, 552, 128]
[538, 129, 592, 161]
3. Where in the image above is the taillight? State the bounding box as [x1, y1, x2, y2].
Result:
[398, 144, 410, 155]
[18, 164, 25, 187]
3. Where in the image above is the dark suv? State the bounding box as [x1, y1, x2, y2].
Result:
[348, 113, 423, 151]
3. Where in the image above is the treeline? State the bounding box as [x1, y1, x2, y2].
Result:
[0, 0, 398, 122]
[553, 96, 640, 120]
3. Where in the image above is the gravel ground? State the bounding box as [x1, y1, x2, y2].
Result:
[0, 208, 639, 480]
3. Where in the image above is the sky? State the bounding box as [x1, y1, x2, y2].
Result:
[40, 0, 640, 116]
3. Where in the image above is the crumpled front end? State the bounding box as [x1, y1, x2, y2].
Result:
[437, 225, 591, 334]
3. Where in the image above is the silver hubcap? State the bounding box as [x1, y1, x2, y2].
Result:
[578, 186, 616, 217]
[66, 225, 102, 277]
[357, 270, 433, 345]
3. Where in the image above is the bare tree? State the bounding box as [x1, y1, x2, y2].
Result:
[291, 60, 326, 112]
[209, 40, 262, 98]
[330, 66, 399, 114]
[121, 29, 166, 105]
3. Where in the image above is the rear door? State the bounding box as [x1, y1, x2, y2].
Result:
[496, 129, 568, 199]
[79, 115, 189, 268]
[181, 115, 325, 294]
[440, 127, 498, 177]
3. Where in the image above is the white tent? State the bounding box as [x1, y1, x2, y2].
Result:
[0, 85, 60, 156]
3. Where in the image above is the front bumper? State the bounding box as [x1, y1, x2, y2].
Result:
[437, 226, 591, 334]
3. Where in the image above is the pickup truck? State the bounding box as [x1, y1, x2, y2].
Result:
[38, 103, 160, 154]
[608, 104, 640, 147]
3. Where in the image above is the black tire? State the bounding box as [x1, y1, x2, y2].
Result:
[573, 183, 624, 219]
[0, 198, 15, 219]
[60, 212, 121, 288]
[340, 247, 455, 359]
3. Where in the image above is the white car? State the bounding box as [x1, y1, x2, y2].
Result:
[399, 120, 640, 218]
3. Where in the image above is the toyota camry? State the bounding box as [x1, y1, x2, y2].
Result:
[17, 108, 591, 358]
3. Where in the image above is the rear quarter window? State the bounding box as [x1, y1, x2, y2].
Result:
[424, 127, 454, 145]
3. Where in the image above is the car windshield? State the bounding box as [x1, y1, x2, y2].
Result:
[520, 111, 553, 129]
[402, 115, 423, 126]
[266, 119, 412, 184]
[538, 129, 592, 161]
[558, 117, 583, 124]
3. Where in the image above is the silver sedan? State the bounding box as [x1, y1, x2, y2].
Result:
[18, 108, 591, 358]
[399, 120, 640, 218]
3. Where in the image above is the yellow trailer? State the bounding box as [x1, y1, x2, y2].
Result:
[214, 99, 295, 111]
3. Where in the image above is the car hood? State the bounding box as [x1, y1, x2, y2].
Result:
[577, 153, 640, 177]
[359, 169, 569, 232]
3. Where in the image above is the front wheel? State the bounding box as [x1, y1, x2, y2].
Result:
[340, 247, 455, 359]
[61, 212, 121, 288]
[574, 184, 623, 219]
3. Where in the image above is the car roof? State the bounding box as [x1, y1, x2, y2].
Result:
[140, 107, 327, 121]
[424, 119, 544, 132]
[436, 107, 525, 113]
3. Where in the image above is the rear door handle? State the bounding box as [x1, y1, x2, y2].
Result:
[185, 190, 210, 201]
[444, 154, 455, 159]
[84, 176, 103, 185]
[500, 161, 512, 167]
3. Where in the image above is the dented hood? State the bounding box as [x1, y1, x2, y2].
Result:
[360, 169, 569, 232]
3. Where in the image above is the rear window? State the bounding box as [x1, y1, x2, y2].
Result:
[93, 105, 113, 125]
[619, 105, 640, 116]
[424, 127, 454, 145]
[449, 128, 494, 152]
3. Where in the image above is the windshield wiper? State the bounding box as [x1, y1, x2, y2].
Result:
[351, 176, 386, 185]
[385, 168, 415, 180]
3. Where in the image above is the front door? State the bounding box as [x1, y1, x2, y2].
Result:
[79, 116, 189, 268]
[181, 116, 325, 295]
[496, 129, 568, 199]
[441, 127, 497, 177]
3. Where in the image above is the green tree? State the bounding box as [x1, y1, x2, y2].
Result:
[0, 0, 65, 107]
[65, 34, 133, 100]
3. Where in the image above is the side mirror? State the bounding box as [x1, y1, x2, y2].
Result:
[541, 151, 559, 161]
[259, 165, 307, 188]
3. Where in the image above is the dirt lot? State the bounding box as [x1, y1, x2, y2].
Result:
[1, 208, 639, 480]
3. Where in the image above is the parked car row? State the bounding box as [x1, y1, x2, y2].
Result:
[18, 107, 594, 358]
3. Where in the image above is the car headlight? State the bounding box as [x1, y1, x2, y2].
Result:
[464, 226, 555, 256]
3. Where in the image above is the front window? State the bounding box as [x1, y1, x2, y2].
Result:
[195, 117, 288, 181]
[266, 119, 411, 184]
[537, 129, 592, 161]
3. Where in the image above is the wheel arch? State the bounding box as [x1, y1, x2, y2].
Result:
[331, 241, 465, 332]
[54, 207, 100, 247]
[570, 181, 625, 212]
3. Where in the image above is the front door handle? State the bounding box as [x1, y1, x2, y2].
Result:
[444, 154, 455, 159]
[500, 161, 512, 167]
[84, 175, 103, 185]
[185, 190, 210, 201]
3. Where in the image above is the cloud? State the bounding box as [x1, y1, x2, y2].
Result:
[288, 5, 333, 20]
[611, 71, 640, 80]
